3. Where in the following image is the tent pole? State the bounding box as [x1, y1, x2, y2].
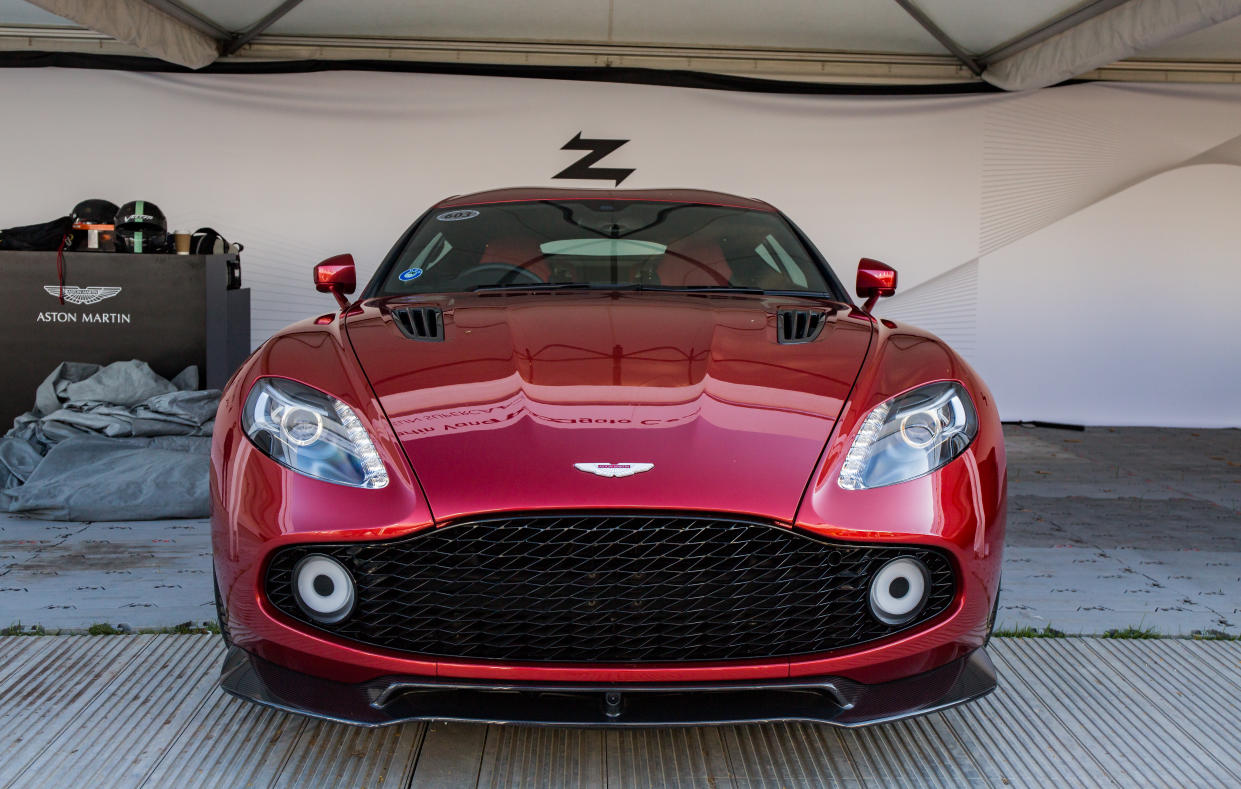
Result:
[890, 0, 982, 76]
[222, 0, 306, 56]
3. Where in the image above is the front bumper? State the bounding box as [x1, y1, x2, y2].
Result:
[220, 645, 996, 727]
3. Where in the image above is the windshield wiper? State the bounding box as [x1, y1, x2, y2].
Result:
[652, 285, 766, 294]
[644, 286, 835, 297]
[471, 283, 837, 298]
[471, 282, 646, 293]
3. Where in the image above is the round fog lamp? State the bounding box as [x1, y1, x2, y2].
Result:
[869, 557, 929, 625]
[292, 554, 355, 624]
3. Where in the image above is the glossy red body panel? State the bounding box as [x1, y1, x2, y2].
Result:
[856, 258, 897, 299]
[347, 292, 868, 523]
[436, 187, 776, 212]
[211, 190, 1005, 691]
[313, 255, 357, 295]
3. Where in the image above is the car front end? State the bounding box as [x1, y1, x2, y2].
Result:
[212, 188, 1005, 726]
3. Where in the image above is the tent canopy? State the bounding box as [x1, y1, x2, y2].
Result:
[3, 0, 1241, 88]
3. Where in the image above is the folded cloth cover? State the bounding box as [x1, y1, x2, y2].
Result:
[1, 360, 219, 520]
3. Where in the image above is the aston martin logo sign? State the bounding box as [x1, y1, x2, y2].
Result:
[574, 462, 654, 478]
[44, 285, 122, 305]
[38, 284, 130, 324]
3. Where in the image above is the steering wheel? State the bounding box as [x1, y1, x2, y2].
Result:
[452, 263, 544, 289]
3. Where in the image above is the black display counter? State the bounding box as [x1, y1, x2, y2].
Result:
[0, 252, 250, 429]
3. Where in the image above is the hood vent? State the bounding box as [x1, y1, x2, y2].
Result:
[392, 306, 444, 342]
[777, 309, 826, 344]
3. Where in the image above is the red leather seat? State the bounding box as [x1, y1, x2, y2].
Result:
[658, 239, 732, 286]
[480, 237, 550, 281]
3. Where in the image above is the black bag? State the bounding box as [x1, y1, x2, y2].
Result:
[189, 227, 242, 255]
[0, 216, 72, 251]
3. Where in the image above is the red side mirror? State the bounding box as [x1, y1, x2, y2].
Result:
[856, 258, 897, 313]
[314, 254, 356, 309]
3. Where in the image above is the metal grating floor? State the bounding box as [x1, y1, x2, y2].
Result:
[0, 635, 1238, 788]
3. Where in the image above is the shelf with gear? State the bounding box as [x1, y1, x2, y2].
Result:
[0, 198, 249, 428]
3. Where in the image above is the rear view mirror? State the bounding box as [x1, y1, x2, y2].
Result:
[856, 258, 897, 313]
[314, 254, 357, 309]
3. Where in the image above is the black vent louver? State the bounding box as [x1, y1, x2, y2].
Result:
[777, 309, 826, 344]
[392, 306, 444, 342]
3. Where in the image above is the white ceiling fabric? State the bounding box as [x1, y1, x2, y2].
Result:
[983, 0, 1241, 90]
[3, 1, 1241, 86]
[914, 0, 1089, 53]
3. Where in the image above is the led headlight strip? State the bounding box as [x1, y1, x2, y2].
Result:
[331, 399, 389, 489]
[838, 401, 891, 491]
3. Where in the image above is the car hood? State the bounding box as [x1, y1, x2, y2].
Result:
[346, 292, 872, 522]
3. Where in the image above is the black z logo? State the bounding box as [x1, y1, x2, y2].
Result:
[553, 133, 635, 186]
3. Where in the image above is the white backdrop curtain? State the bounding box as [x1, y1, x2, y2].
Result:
[1, 68, 1238, 426]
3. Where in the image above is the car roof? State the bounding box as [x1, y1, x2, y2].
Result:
[434, 187, 777, 212]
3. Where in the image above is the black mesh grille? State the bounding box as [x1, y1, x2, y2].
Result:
[265, 513, 955, 663]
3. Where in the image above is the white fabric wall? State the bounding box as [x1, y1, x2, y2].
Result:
[1, 69, 1238, 426]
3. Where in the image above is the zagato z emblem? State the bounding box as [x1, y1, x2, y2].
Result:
[575, 462, 654, 478]
[553, 133, 635, 186]
[44, 285, 122, 305]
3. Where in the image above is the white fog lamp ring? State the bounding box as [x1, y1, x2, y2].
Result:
[292, 554, 356, 624]
[868, 556, 930, 625]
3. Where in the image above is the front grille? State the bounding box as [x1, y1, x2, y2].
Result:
[266, 513, 955, 663]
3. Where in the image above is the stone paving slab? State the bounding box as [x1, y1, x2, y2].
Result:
[997, 547, 1241, 635]
[0, 515, 212, 630]
[1006, 425, 1241, 511]
[994, 425, 1241, 634]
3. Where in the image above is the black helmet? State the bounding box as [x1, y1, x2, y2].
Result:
[115, 200, 168, 253]
[71, 199, 119, 225]
[69, 199, 119, 252]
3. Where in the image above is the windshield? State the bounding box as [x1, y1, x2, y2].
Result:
[374, 200, 839, 296]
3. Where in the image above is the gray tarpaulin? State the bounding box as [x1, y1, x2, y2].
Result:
[1, 360, 219, 520]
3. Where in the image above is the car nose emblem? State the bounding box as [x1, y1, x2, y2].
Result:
[574, 462, 654, 478]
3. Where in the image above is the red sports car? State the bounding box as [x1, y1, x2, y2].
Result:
[212, 187, 1005, 726]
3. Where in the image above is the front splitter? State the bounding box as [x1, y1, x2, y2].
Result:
[219, 646, 996, 728]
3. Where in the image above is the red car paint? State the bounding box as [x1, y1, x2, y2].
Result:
[211, 188, 1004, 696]
[347, 292, 871, 523]
[436, 187, 777, 212]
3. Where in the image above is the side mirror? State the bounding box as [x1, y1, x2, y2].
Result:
[856, 258, 897, 313]
[314, 254, 356, 309]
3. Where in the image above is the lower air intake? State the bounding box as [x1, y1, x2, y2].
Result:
[266, 513, 955, 663]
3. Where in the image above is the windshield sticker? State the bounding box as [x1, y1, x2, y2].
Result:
[398, 267, 424, 282]
[436, 210, 479, 222]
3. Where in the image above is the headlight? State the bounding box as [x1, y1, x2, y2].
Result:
[838, 381, 977, 490]
[242, 377, 389, 489]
